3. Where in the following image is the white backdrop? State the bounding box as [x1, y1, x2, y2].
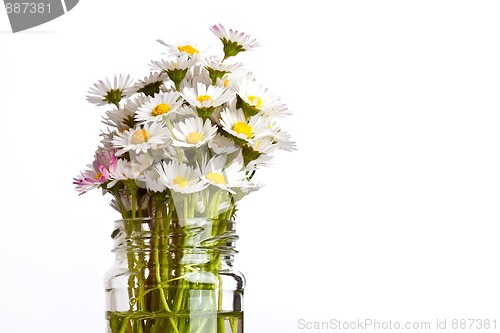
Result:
[1, 1, 500, 332]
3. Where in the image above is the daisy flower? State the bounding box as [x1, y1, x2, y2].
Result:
[150, 54, 197, 73]
[107, 159, 145, 188]
[272, 128, 297, 152]
[73, 148, 118, 195]
[112, 121, 170, 156]
[86, 74, 134, 107]
[219, 108, 271, 144]
[150, 54, 197, 91]
[156, 39, 202, 58]
[102, 95, 147, 130]
[133, 148, 166, 170]
[175, 105, 198, 118]
[182, 82, 235, 119]
[157, 160, 207, 194]
[235, 80, 288, 118]
[133, 72, 169, 97]
[224, 69, 255, 89]
[181, 66, 212, 91]
[135, 92, 183, 123]
[242, 137, 277, 169]
[250, 136, 279, 155]
[144, 166, 167, 193]
[202, 56, 243, 84]
[171, 117, 218, 148]
[208, 133, 239, 155]
[200, 155, 252, 193]
[210, 24, 260, 60]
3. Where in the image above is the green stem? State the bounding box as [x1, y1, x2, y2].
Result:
[229, 317, 238, 333]
[183, 196, 189, 220]
[118, 317, 130, 333]
[154, 209, 172, 312]
[153, 200, 181, 333]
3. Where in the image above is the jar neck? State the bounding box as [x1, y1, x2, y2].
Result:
[111, 217, 238, 265]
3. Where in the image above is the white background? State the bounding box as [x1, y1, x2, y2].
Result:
[1, 1, 500, 332]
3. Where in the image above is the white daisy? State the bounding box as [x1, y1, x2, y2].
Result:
[124, 95, 148, 116]
[224, 69, 255, 90]
[133, 72, 169, 96]
[157, 160, 207, 194]
[112, 121, 170, 156]
[149, 54, 197, 72]
[210, 24, 260, 59]
[102, 95, 147, 131]
[86, 74, 134, 107]
[144, 165, 167, 193]
[150, 54, 198, 91]
[175, 105, 198, 118]
[250, 136, 279, 155]
[273, 128, 297, 152]
[181, 67, 213, 92]
[107, 159, 145, 188]
[200, 155, 252, 193]
[202, 56, 244, 84]
[156, 39, 202, 58]
[132, 149, 166, 170]
[235, 80, 288, 118]
[182, 82, 235, 118]
[208, 133, 239, 155]
[135, 92, 183, 123]
[243, 137, 277, 169]
[171, 117, 218, 148]
[219, 108, 271, 144]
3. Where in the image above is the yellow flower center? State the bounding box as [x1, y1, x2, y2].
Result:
[247, 95, 263, 108]
[224, 79, 229, 88]
[131, 129, 149, 144]
[206, 172, 226, 185]
[95, 172, 103, 180]
[197, 94, 212, 104]
[232, 122, 253, 139]
[152, 103, 170, 116]
[178, 44, 199, 55]
[173, 176, 189, 188]
[186, 132, 204, 144]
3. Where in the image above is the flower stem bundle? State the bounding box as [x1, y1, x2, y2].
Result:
[74, 24, 295, 333]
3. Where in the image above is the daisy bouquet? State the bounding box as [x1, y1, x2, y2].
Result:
[74, 24, 294, 333]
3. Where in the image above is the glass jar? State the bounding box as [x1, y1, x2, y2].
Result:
[104, 217, 245, 333]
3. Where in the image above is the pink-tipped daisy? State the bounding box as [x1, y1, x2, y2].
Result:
[210, 24, 260, 60]
[73, 148, 118, 195]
